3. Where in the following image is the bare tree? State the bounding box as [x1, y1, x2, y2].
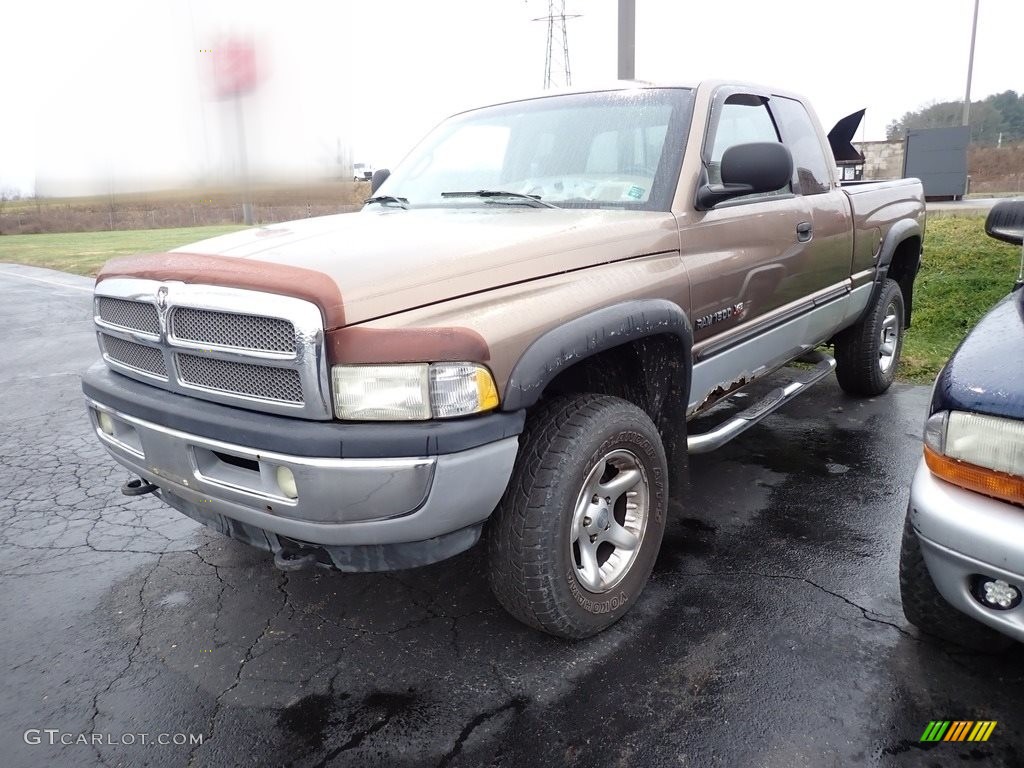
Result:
[0, 185, 19, 235]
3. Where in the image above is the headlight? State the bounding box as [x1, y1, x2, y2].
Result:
[923, 410, 1024, 505]
[332, 362, 499, 421]
[428, 362, 500, 418]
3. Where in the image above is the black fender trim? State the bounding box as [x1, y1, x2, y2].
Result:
[502, 299, 693, 411]
[878, 219, 921, 270]
[858, 219, 922, 327]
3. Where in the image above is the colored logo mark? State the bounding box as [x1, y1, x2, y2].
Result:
[920, 720, 997, 742]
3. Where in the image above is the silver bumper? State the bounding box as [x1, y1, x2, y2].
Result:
[86, 398, 518, 546]
[909, 457, 1024, 642]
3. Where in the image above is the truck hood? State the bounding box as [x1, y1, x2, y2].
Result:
[171, 208, 679, 327]
[931, 290, 1024, 421]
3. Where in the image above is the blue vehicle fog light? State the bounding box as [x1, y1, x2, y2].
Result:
[972, 575, 1022, 611]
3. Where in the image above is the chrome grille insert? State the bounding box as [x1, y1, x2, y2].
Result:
[172, 307, 296, 353]
[101, 334, 168, 378]
[93, 279, 330, 419]
[176, 354, 303, 403]
[97, 297, 160, 335]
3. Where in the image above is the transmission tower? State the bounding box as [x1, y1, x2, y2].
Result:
[533, 1, 580, 89]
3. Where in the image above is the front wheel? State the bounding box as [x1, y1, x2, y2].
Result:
[487, 394, 668, 639]
[835, 278, 904, 396]
[899, 508, 1013, 651]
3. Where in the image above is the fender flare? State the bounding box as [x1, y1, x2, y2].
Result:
[858, 219, 922, 326]
[502, 299, 693, 411]
[878, 219, 921, 270]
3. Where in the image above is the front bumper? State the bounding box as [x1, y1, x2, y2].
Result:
[83, 364, 523, 568]
[908, 457, 1024, 642]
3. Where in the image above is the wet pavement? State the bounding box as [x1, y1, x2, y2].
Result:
[2, 263, 1023, 768]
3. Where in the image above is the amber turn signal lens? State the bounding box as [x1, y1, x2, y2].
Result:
[924, 444, 1024, 507]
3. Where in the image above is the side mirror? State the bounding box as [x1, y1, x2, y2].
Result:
[370, 169, 391, 194]
[696, 142, 794, 210]
[986, 199, 1024, 246]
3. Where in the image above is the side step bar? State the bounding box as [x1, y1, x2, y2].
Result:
[687, 351, 837, 454]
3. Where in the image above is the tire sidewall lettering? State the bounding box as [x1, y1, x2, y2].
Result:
[566, 569, 629, 614]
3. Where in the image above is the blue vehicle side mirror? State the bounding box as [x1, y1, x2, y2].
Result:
[986, 199, 1024, 290]
[986, 199, 1024, 246]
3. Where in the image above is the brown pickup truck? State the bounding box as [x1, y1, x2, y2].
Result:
[82, 81, 925, 638]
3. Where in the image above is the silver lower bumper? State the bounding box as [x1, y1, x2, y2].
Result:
[86, 398, 519, 546]
[909, 458, 1024, 643]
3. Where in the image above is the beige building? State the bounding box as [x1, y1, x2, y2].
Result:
[853, 140, 906, 180]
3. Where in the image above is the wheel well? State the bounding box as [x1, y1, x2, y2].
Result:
[887, 236, 921, 328]
[539, 334, 689, 494]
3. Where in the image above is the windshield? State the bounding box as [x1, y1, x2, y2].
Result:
[373, 88, 694, 211]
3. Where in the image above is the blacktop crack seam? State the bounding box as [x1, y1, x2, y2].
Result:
[688, 568, 914, 634]
[436, 698, 528, 768]
[186, 569, 292, 768]
[685, 568, 986, 675]
[88, 554, 165, 767]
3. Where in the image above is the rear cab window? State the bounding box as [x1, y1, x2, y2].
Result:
[769, 97, 833, 195]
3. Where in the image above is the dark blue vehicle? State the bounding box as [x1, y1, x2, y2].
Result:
[901, 199, 1024, 650]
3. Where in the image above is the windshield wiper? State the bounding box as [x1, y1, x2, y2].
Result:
[440, 190, 558, 208]
[364, 195, 409, 209]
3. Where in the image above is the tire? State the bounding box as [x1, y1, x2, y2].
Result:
[899, 508, 1013, 652]
[487, 394, 668, 639]
[835, 278, 904, 396]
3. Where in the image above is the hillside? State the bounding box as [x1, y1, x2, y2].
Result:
[969, 143, 1024, 194]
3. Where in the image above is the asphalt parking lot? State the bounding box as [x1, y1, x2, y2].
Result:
[2, 263, 1023, 768]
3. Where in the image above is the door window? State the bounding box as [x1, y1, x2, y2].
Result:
[705, 95, 789, 200]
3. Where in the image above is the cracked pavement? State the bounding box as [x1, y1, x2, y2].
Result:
[2, 263, 1024, 767]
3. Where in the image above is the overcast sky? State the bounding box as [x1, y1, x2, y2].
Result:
[1, 0, 1020, 196]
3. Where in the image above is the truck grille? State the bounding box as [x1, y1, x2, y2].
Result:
[171, 307, 296, 353]
[93, 281, 329, 419]
[101, 334, 168, 377]
[176, 353, 303, 403]
[98, 297, 160, 335]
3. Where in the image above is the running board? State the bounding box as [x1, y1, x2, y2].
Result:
[687, 351, 837, 454]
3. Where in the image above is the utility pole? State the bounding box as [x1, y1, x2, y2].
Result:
[963, 0, 980, 126]
[535, 1, 579, 89]
[618, 0, 635, 80]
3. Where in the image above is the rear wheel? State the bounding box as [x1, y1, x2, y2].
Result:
[899, 508, 1013, 651]
[835, 278, 904, 396]
[487, 394, 668, 639]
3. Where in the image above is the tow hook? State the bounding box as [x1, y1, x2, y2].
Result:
[121, 477, 159, 497]
[273, 549, 319, 572]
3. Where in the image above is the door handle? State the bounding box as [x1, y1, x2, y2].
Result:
[796, 222, 813, 242]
